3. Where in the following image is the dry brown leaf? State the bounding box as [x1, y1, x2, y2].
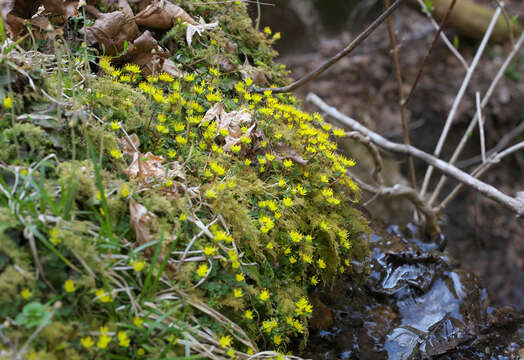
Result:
[201, 103, 255, 151]
[124, 30, 170, 75]
[134, 0, 196, 29]
[274, 143, 309, 166]
[118, 0, 133, 17]
[241, 57, 268, 86]
[85, 10, 139, 55]
[42, 0, 79, 18]
[162, 58, 185, 78]
[129, 199, 158, 247]
[218, 55, 236, 73]
[119, 133, 140, 154]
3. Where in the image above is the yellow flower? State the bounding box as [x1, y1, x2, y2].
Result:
[175, 135, 187, 145]
[227, 348, 235, 357]
[311, 275, 319, 285]
[204, 246, 216, 256]
[264, 26, 272, 35]
[320, 221, 329, 231]
[274, 335, 282, 345]
[185, 74, 196, 82]
[121, 184, 131, 198]
[295, 297, 313, 315]
[131, 260, 145, 272]
[137, 348, 145, 356]
[180, 213, 187, 221]
[283, 197, 293, 207]
[235, 273, 245, 282]
[156, 124, 169, 134]
[21, 288, 32, 299]
[97, 334, 112, 349]
[283, 159, 293, 168]
[219, 335, 232, 348]
[292, 320, 304, 333]
[259, 289, 269, 301]
[333, 128, 346, 137]
[289, 231, 303, 243]
[133, 317, 143, 328]
[95, 289, 113, 303]
[262, 319, 278, 333]
[245, 159, 252, 166]
[234, 288, 243, 298]
[3, 96, 13, 109]
[318, 258, 327, 269]
[110, 149, 123, 159]
[231, 144, 241, 153]
[205, 189, 217, 199]
[64, 279, 76, 293]
[110, 121, 120, 130]
[273, 32, 281, 40]
[244, 310, 254, 320]
[118, 331, 130, 347]
[278, 178, 285, 187]
[197, 264, 209, 277]
[245, 77, 253, 86]
[81, 336, 94, 348]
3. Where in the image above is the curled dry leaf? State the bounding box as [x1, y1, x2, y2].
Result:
[218, 55, 236, 73]
[202, 103, 256, 151]
[129, 199, 158, 247]
[85, 10, 139, 55]
[274, 143, 309, 166]
[119, 133, 140, 154]
[240, 56, 268, 86]
[117, 0, 133, 17]
[134, 0, 197, 29]
[186, 17, 218, 49]
[125, 30, 170, 76]
[162, 58, 185, 78]
[42, 0, 79, 18]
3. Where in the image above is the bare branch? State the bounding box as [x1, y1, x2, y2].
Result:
[255, 0, 404, 94]
[345, 131, 384, 185]
[475, 92, 486, 163]
[429, 29, 524, 204]
[415, 0, 469, 70]
[403, 0, 457, 107]
[307, 92, 524, 216]
[384, 0, 417, 189]
[419, 6, 502, 197]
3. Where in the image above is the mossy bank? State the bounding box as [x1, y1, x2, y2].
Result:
[0, 1, 369, 359]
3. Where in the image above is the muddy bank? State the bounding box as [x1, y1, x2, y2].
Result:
[304, 226, 524, 359]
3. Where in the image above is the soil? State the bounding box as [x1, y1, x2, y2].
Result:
[253, 0, 524, 312]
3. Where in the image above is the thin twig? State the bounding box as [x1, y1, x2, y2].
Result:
[438, 141, 524, 211]
[475, 92, 486, 163]
[428, 29, 524, 204]
[419, 6, 502, 197]
[255, 0, 405, 94]
[307, 92, 524, 216]
[415, 0, 469, 70]
[403, 0, 457, 107]
[384, 0, 417, 190]
[457, 121, 524, 168]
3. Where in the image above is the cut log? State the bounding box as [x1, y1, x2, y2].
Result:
[407, 0, 522, 43]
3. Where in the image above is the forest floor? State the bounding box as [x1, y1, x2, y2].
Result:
[258, 0, 524, 311]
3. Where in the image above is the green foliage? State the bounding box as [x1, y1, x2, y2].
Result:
[0, 1, 370, 358]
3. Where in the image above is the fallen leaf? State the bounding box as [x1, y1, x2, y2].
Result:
[129, 199, 158, 247]
[162, 58, 185, 78]
[218, 55, 236, 73]
[201, 103, 255, 151]
[125, 30, 170, 75]
[119, 133, 140, 154]
[42, 0, 79, 18]
[274, 143, 309, 165]
[118, 0, 133, 17]
[240, 56, 268, 86]
[186, 17, 218, 49]
[134, 0, 197, 29]
[85, 10, 139, 55]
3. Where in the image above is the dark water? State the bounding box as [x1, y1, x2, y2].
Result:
[304, 226, 524, 359]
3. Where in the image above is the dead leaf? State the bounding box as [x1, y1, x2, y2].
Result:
[186, 17, 218, 48]
[134, 0, 197, 29]
[162, 58, 185, 78]
[201, 103, 255, 151]
[119, 133, 140, 154]
[274, 143, 309, 166]
[117, 0, 133, 17]
[218, 55, 236, 73]
[42, 0, 79, 18]
[85, 10, 139, 55]
[241, 56, 268, 86]
[129, 199, 158, 247]
[125, 30, 170, 75]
